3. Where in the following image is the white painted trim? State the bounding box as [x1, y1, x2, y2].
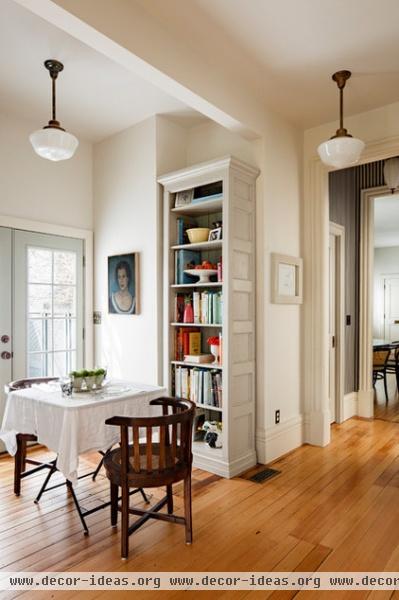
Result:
[256, 415, 304, 464]
[192, 451, 257, 478]
[359, 185, 394, 418]
[343, 392, 358, 421]
[304, 135, 399, 445]
[0, 214, 93, 368]
[158, 155, 260, 190]
[329, 222, 345, 424]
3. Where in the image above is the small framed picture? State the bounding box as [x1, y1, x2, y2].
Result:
[108, 253, 139, 314]
[271, 253, 303, 304]
[175, 189, 194, 207]
[208, 227, 222, 241]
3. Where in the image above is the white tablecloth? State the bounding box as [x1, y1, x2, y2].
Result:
[0, 380, 166, 482]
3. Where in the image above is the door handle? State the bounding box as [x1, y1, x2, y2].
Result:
[1, 335, 10, 344]
[1, 351, 12, 360]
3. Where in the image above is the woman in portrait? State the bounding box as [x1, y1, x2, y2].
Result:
[109, 259, 136, 314]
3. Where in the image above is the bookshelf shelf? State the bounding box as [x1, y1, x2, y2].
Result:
[192, 440, 223, 457]
[159, 156, 259, 478]
[171, 197, 223, 216]
[171, 282, 222, 289]
[170, 322, 221, 328]
[171, 240, 222, 251]
[171, 360, 223, 370]
[195, 403, 223, 413]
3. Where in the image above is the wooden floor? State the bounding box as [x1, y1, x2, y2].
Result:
[3, 418, 399, 599]
[374, 373, 399, 422]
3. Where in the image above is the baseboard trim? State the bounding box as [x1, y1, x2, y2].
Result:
[193, 450, 256, 479]
[256, 415, 304, 464]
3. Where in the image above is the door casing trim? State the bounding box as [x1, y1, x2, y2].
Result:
[329, 221, 345, 424]
[0, 215, 93, 368]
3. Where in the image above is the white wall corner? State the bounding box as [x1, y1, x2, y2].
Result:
[256, 415, 304, 464]
[357, 389, 374, 418]
[343, 392, 358, 421]
[304, 410, 331, 447]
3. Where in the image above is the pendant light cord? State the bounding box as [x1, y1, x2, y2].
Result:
[52, 75, 56, 122]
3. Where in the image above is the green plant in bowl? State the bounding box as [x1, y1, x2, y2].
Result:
[94, 368, 106, 387]
[70, 370, 84, 390]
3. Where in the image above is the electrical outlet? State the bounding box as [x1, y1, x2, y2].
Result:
[275, 410, 280, 424]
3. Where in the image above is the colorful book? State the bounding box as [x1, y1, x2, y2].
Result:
[175, 294, 185, 322]
[189, 332, 201, 355]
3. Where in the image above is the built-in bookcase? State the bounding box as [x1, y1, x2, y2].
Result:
[158, 156, 259, 477]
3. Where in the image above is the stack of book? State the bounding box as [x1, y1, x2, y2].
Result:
[174, 291, 222, 324]
[174, 366, 222, 408]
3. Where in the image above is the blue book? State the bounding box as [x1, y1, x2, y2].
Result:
[176, 249, 201, 284]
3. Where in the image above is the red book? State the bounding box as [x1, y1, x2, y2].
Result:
[183, 331, 190, 356]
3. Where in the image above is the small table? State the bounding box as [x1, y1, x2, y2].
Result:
[0, 380, 166, 533]
[373, 338, 394, 348]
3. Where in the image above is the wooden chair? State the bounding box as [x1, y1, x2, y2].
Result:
[6, 377, 58, 495]
[104, 396, 195, 559]
[373, 348, 391, 404]
[385, 342, 399, 391]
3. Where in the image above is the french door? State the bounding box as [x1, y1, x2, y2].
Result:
[13, 230, 84, 379]
[0, 227, 84, 410]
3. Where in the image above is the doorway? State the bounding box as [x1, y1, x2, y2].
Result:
[0, 226, 85, 427]
[359, 188, 399, 420]
[370, 193, 399, 420]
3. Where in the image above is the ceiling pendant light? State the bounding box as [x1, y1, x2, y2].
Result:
[29, 60, 78, 162]
[317, 70, 364, 169]
[383, 157, 399, 193]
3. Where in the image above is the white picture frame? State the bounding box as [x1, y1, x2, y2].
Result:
[271, 253, 303, 304]
[175, 188, 194, 207]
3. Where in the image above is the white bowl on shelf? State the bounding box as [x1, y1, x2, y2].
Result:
[184, 268, 218, 283]
[186, 228, 210, 243]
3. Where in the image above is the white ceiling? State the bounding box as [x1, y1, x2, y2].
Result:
[188, 0, 399, 128]
[374, 195, 399, 247]
[0, 0, 206, 142]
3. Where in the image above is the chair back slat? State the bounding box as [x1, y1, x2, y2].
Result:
[132, 425, 140, 473]
[146, 426, 153, 472]
[120, 425, 129, 477]
[172, 423, 178, 463]
[159, 425, 166, 470]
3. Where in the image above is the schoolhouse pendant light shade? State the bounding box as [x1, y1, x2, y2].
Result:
[383, 157, 399, 193]
[317, 70, 364, 169]
[29, 60, 78, 162]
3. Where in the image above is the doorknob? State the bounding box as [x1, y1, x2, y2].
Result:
[1, 335, 10, 344]
[1, 351, 12, 360]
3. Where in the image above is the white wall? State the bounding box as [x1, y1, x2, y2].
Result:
[374, 246, 399, 338]
[0, 111, 92, 229]
[93, 117, 159, 383]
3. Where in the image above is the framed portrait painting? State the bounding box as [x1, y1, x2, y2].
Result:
[108, 253, 139, 315]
